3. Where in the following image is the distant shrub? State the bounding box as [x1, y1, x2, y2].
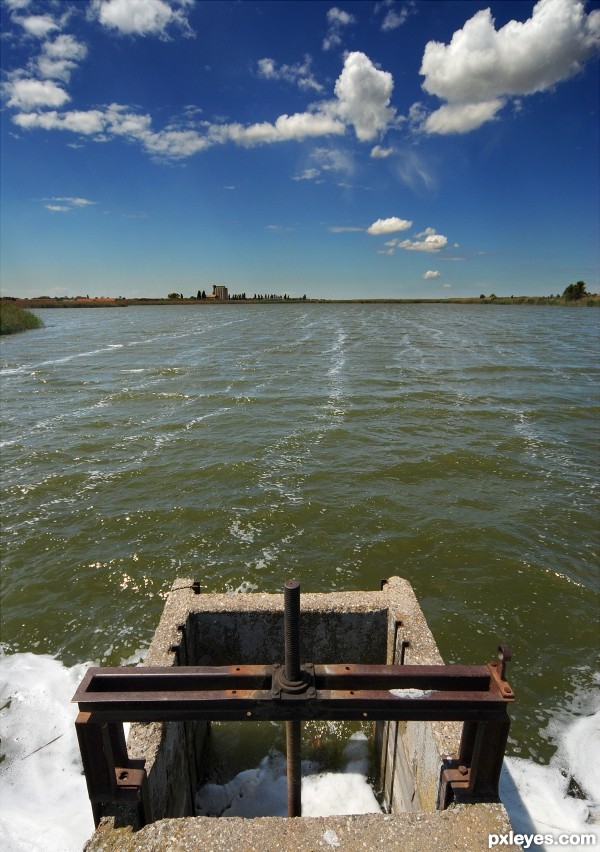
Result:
[562, 281, 588, 301]
[0, 301, 44, 335]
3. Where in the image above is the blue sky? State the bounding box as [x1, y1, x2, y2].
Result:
[1, 0, 599, 299]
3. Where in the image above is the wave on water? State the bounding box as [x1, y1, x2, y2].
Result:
[1, 653, 598, 851]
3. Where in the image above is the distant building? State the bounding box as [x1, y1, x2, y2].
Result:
[211, 285, 228, 300]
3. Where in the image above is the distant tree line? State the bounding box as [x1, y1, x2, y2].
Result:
[191, 291, 308, 301]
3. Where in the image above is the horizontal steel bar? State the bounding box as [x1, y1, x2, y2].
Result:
[75, 690, 508, 724]
[316, 664, 492, 691]
[74, 665, 271, 697]
[73, 663, 493, 702]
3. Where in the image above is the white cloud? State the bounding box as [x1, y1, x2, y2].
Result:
[7, 49, 397, 160]
[420, 0, 600, 134]
[19, 15, 59, 37]
[257, 55, 323, 92]
[391, 147, 435, 192]
[312, 146, 353, 174]
[13, 109, 106, 134]
[54, 196, 95, 207]
[37, 35, 88, 81]
[293, 168, 321, 181]
[327, 7, 354, 25]
[367, 216, 412, 236]
[329, 225, 363, 233]
[424, 100, 505, 134]
[43, 34, 87, 62]
[397, 232, 448, 252]
[375, 0, 416, 32]
[219, 112, 346, 147]
[323, 6, 356, 51]
[94, 0, 193, 38]
[11, 103, 345, 158]
[43, 196, 96, 212]
[382, 8, 407, 32]
[333, 51, 396, 141]
[5, 0, 31, 10]
[423, 270, 440, 280]
[6, 78, 70, 110]
[370, 144, 393, 158]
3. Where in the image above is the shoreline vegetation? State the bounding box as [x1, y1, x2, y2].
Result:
[0, 300, 44, 335]
[4, 293, 599, 310]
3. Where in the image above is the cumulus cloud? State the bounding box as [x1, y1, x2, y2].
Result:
[381, 227, 448, 254]
[425, 100, 505, 134]
[13, 108, 105, 134]
[37, 34, 88, 81]
[7, 47, 397, 160]
[367, 216, 412, 235]
[19, 15, 60, 38]
[323, 6, 356, 51]
[420, 0, 600, 134]
[6, 78, 70, 110]
[257, 55, 323, 92]
[423, 270, 440, 279]
[93, 0, 194, 38]
[218, 113, 346, 147]
[333, 51, 396, 141]
[395, 232, 448, 252]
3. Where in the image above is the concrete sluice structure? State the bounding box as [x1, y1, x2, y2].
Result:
[81, 577, 517, 850]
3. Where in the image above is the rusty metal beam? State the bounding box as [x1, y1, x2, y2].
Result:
[73, 663, 511, 724]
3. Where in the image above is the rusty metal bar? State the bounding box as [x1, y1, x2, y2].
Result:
[74, 665, 509, 720]
[75, 663, 495, 698]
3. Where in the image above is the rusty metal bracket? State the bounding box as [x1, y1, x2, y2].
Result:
[272, 663, 315, 699]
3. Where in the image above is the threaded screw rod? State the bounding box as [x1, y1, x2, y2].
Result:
[284, 579, 301, 683]
[286, 719, 302, 817]
[284, 579, 302, 816]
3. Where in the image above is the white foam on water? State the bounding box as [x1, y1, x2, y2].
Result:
[194, 732, 382, 818]
[501, 678, 600, 850]
[1, 652, 597, 850]
[0, 651, 94, 852]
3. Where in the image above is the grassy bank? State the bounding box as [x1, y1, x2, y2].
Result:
[15, 294, 600, 308]
[0, 300, 44, 335]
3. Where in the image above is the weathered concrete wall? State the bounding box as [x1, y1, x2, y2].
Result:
[379, 576, 462, 813]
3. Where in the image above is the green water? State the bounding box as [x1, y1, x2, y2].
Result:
[1, 303, 598, 763]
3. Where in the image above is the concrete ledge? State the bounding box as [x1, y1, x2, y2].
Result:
[86, 805, 519, 851]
